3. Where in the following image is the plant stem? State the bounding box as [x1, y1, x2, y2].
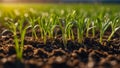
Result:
[99, 32, 103, 44]
[63, 33, 67, 48]
[108, 31, 115, 41]
[86, 30, 89, 37]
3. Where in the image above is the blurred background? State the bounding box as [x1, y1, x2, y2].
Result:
[0, 0, 120, 3]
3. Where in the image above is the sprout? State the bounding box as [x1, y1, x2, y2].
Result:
[91, 21, 96, 38]
[85, 18, 90, 37]
[58, 18, 74, 47]
[27, 16, 39, 40]
[76, 18, 86, 43]
[38, 16, 50, 44]
[97, 18, 111, 44]
[38, 14, 58, 44]
[47, 16, 58, 39]
[6, 19, 27, 60]
[108, 17, 120, 41]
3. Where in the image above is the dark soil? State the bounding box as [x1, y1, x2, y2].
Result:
[0, 30, 120, 68]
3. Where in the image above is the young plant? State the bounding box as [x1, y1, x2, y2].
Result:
[38, 16, 46, 44]
[91, 18, 98, 38]
[74, 16, 86, 44]
[91, 21, 95, 38]
[59, 10, 76, 43]
[108, 17, 120, 41]
[58, 18, 74, 47]
[38, 15, 54, 44]
[47, 14, 59, 39]
[85, 18, 95, 38]
[38, 13, 60, 44]
[6, 19, 27, 60]
[67, 22, 75, 40]
[27, 16, 39, 40]
[97, 18, 111, 44]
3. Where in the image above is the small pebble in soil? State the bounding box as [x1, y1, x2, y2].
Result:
[55, 56, 63, 63]
[1, 58, 7, 63]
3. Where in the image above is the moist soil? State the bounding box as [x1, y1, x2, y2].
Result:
[0, 29, 120, 68]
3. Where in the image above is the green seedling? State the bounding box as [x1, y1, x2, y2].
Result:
[6, 20, 27, 60]
[108, 17, 120, 41]
[97, 18, 111, 44]
[27, 16, 39, 40]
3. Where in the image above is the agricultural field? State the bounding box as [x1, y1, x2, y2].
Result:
[0, 4, 120, 68]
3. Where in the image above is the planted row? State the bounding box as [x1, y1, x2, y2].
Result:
[1, 8, 120, 60]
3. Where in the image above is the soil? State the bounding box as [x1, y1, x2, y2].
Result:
[0, 29, 120, 68]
